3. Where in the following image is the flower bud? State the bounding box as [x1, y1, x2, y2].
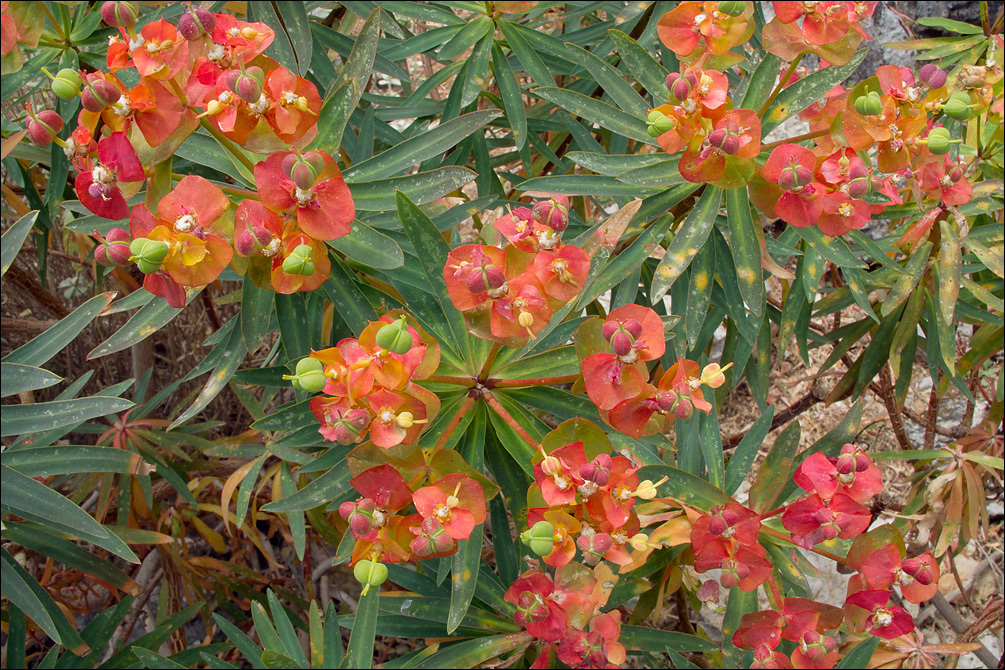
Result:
[27, 110, 63, 147]
[943, 92, 972, 120]
[225, 67, 265, 104]
[51, 68, 82, 99]
[577, 532, 612, 565]
[410, 517, 454, 557]
[129, 238, 170, 274]
[918, 63, 947, 89]
[353, 559, 388, 587]
[708, 127, 740, 155]
[854, 90, 883, 116]
[646, 109, 675, 137]
[718, 0, 746, 16]
[777, 162, 814, 190]
[719, 558, 749, 589]
[331, 408, 370, 445]
[673, 396, 693, 420]
[81, 79, 121, 113]
[948, 164, 964, 182]
[656, 390, 678, 412]
[236, 226, 273, 256]
[927, 127, 952, 154]
[671, 72, 697, 102]
[465, 263, 506, 293]
[340, 497, 377, 536]
[98, 227, 132, 266]
[101, 1, 138, 28]
[374, 317, 413, 354]
[520, 520, 555, 557]
[178, 5, 216, 40]
[532, 196, 569, 233]
[579, 453, 612, 487]
[282, 244, 315, 276]
[901, 556, 935, 585]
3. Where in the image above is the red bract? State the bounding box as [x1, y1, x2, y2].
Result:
[529, 245, 590, 304]
[919, 155, 973, 206]
[128, 175, 234, 289]
[844, 589, 915, 639]
[782, 492, 871, 548]
[443, 244, 508, 312]
[791, 630, 839, 669]
[262, 67, 322, 144]
[533, 441, 587, 507]
[366, 386, 436, 449]
[412, 473, 486, 540]
[74, 132, 145, 219]
[490, 273, 552, 340]
[657, 1, 755, 59]
[792, 446, 883, 502]
[255, 151, 354, 241]
[679, 108, 761, 189]
[690, 502, 761, 547]
[857, 544, 940, 604]
[350, 464, 413, 514]
[504, 571, 567, 642]
[130, 20, 190, 80]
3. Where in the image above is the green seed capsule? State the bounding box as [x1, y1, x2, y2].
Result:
[520, 520, 555, 557]
[129, 238, 170, 273]
[943, 92, 972, 120]
[854, 90, 882, 116]
[52, 69, 82, 99]
[353, 559, 388, 587]
[374, 317, 413, 354]
[282, 244, 315, 276]
[927, 127, 952, 154]
[717, 0, 746, 16]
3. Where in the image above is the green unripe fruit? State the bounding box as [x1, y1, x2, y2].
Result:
[374, 317, 413, 354]
[293, 357, 327, 393]
[927, 127, 952, 154]
[943, 92, 972, 121]
[282, 244, 315, 276]
[52, 69, 82, 99]
[520, 521, 555, 557]
[854, 90, 883, 116]
[717, 0, 746, 16]
[129, 238, 170, 274]
[646, 110, 674, 137]
[353, 559, 388, 587]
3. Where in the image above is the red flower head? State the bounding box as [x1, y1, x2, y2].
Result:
[817, 191, 871, 237]
[255, 150, 355, 242]
[128, 175, 234, 292]
[679, 109, 761, 189]
[349, 316, 432, 389]
[782, 492, 871, 548]
[844, 589, 915, 640]
[130, 20, 190, 80]
[312, 398, 371, 445]
[412, 473, 486, 541]
[919, 155, 973, 207]
[693, 536, 772, 592]
[691, 502, 761, 548]
[366, 386, 437, 449]
[494, 207, 540, 252]
[526, 509, 582, 567]
[857, 544, 940, 604]
[758, 144, 826, 227]
[490, 272, 552, 340]
[504, 571, 567, 642]
[793, 445, 883, 503]
[529, 245, 590, 304]
[74, 132, 145, 219]
[350, 464, 414, 514]
[443, 244, 508, 312]
[262, 67, 322, 145]
[407, 516, 456, 559]
[533, 440, 590, 507]
[657, 1, 755, 59]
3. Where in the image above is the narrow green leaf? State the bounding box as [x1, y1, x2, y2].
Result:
[792, 225, 867, 268]
[618, 626, 718, 652]
[213, 614, 266, 669]
[279, 463, 307, 561]
[609, 29, 670, 101]
[684, 240, 715, 349]
[412, 633, 533, 669]
[1, 445, 150, 477]
[579, 214, 671, 308]
[497, 19, 554, 86]
[492, 43, 527, 151]
[519, 174, 658, 197]
[747, 421, 801, 513]
[1, 211, 38, 277]
[324, 602, 343, 667]
[634, 464, 731, 511]
[651, 187, 722, 303]
[86, 291, 199, 360]
[351, 167, 477, 210]
[916, 16, 984, 34]
[723, 406, 775, 495]
[268, 590, 309, 667]
[261, 464, 351, 514]
[836, 637, 880, 668]
[534, 86, 653, 144]
[309, 80, 356, 157]
[273, 1, 313, 74]
[0, 363, 62, 397]
[241, 280, 273, 354]
[346, 587, 379, 669]
[698, 404, 724, 490]
[437, 15, 492, 61]
[762, 49, 868, 134]
[248, 2, 298, 72]
[276, 293, 311, 362]
[725, 188, 764, 317]
[563, 42, 648, 116]
[174, 131, 254, 186]
[132, 647, 188, 670]
[568, 152, 672, 176]
[740, 52, 784, 110]
[321, 260, 377, 337]
[1, 464, 138, 562]
[334, 10, 380, 108]
[1, 396, 133, 437]
[1, 547, 88, 653]
[447, 527, 483, 634]
[171, 320, 246, 429]
[330, 220, 404, 269]
[938, 220, 962, 325]
[883, 242, 931, 316]
[2, 293, 112, 366]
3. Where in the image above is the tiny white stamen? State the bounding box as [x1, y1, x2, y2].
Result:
[207, 43, 226, 61]
[175, 214, 197, 233]
[91, 165, 111, 182]
[294, 187, 315, 206]
[128, 36, 145, 51]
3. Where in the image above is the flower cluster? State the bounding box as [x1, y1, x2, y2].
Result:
[443, 196, 590, 344]
[504, 562, 626, 669]
[303, 313, 441, 450]
[31, 3, 356, 306]
[683, 444, 942, 668]
[577, 304, 728, 437]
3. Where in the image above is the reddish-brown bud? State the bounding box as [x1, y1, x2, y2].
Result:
[901, 557, 935, 585]
[465, 264, 506, 293]
[918, 63, 947, 89]
[81, 79, 121, 113]
[579, 453, 612, 487]
[27, 110, 63, 146]
[331, 408, 370, 445]
[178, 4, 216, 40]
[673, 396, 693, 420]
[100, 1, 138, 28]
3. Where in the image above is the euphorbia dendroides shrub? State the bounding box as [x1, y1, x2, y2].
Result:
[2, 1, 1002, 668]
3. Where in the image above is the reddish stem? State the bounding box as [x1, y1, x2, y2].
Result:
[482, 391, 539, 450]
[767, 574, 784, 609]
[432, 395, 476, 452]
[488, 374, 581, 388]
[426, 375, 476, 387]
[758, 505, 789, 521]
[761, 129, 830, 153]
[478, 342, 503, 381]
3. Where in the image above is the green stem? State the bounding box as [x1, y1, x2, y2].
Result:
[758, 52, 805, 119]
[426, 375, 476, 387]
[761, 129, 830, 153]
[432, 394, 476, 451]
[489, 374, 581, 388]
[760, 526, 848, 567]
[39, 4, 65, 41]
[482, 391, 539, 450]
[199, 118, 257, 175]
[478, 342, 502, 381]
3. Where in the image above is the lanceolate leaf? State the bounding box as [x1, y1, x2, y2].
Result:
[651, 187, 722, 303]
[609, 29, 670, 102]
[579, 214, 671, 309]
[309, 79, 356, 158]
[762, 49, 868, 134]
[261, 463, 352, 513]
[747, 421, 800, 514]
[329, 220, 404, 269]
[86, 291, 200, 360]
[447, 526, 483, 635]
[492, 43, 528, 151]
[533, 87, 654, 144]
[3, 293, 113, 366]
[1, 210, 38, 277]
[170, 320, 247, 430]
[725, 188, 764, 318]
[346, 587, 379, 669]
[350, 167, 477, 211]
[1, 396, 134, 437]
[563, 42, 649, 117]
[0, 363, 62, 397]
[635, 465, 731, 511]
